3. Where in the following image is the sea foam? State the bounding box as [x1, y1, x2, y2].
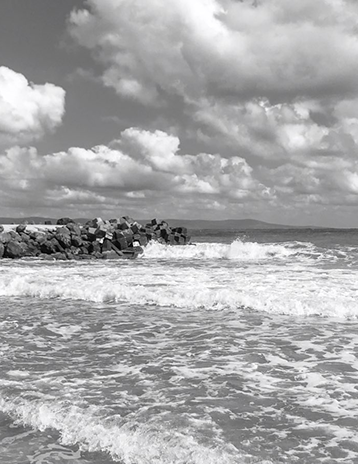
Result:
[142, 239, 296, 261]
[0, 396, 272, 464]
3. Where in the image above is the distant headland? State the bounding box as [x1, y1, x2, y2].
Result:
[0, 217, 320, 230]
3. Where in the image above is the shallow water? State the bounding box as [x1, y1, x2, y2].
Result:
[1, 228, 358, 463]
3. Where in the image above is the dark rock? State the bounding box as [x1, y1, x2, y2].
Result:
[8, 231, 21, 241]
[66, 223, 81, 236]
[0, 243, 4, 258]
[56, 217, 74, 225]
[89, 241, 101, 254]
[52, 252, 68, 260]
[40, 240, 56, 254]
[85, 217, 103, 229]
[71, 235, 83, 248]
[38, 253, 55, 260]
[121, 216, 133, 224]
[130, 223, 140, 234]
[41, 238, 63, 254]
[33, 232, 47, 245]
[81, 240, 90, 251]
[118, 222, 130, 231]
[4, 240, 28, 258]
[44, 220, 52, 225]
[16, 224, 27, 234]
[139, 235, 148, 246]
[101, 238, 112, 252]
[19, 232, 30, 242]
[87, 227, 97, 241]
[79, 246, 89, 255]
[0, 225, 4, 233]
[24, 240, 41, 257]
[55, 227, 71, 249]
[0, 232, 12, 244]
[113, 236, 128, 250]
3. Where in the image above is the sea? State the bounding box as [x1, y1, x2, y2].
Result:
[1, 227, 358, 464]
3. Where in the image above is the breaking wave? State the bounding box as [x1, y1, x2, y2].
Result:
[0, 396, 271, 464]
[142, 239, 297, 261]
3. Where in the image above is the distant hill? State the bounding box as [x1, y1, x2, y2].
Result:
[0, 216, 315, 229]
[160, 219, 316, 230]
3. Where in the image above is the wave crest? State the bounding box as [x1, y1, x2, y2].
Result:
[142, 239, 295, 261]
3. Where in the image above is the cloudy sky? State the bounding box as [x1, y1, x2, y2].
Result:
[1, 0, 358, 226]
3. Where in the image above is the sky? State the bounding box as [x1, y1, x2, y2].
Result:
[1, 0, 358, 226]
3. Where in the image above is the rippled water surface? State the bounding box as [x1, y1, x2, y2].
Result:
[1, 228, 358, 463]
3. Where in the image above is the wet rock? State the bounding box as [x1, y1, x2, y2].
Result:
[51, 252, 68, 260]
[0, 243, 4, 258]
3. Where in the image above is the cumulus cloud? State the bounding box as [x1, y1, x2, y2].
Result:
[68, 0, 358, 104]
[2, 125, 358, 221]
[65, 0, 358, 221]
[0, 128, 273, 217]
[0, 67, 65, 148]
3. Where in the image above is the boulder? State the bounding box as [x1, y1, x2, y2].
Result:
[0, 232, 12, 244]
[4, 240, 28, 259]
[66, 222, 81, 236]
[87, 227, 97, 241]
[0, 225, 4, 233]
[41, 238, 63, 254]
[24, 240, 41, 257]
[19, 232, 30, 242]
[0, 243, 4, 258]
[56, 217, 74, 225]
[16, 224, 27, 234]
[89, 241, 101, 254]
[8, 231, 21, 241]
[51, 252, 68, 260]
[33, 232, 47, 245]
[85, 217, 104, 229]
[101, 238, 112, 252]
[71, 235, 83, 248]
[55, 227, 71, 249]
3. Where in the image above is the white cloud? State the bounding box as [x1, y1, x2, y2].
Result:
[0, 128, 272, 217]
[0, 67, 65, 148]
[68, 0, 358, 104]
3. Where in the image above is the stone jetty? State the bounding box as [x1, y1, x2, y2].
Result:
[0, 217, 191, 260]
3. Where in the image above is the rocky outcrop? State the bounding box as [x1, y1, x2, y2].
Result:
[0, 216, 191, 260]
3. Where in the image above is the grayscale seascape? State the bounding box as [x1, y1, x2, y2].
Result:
[1, 228, 358, 464]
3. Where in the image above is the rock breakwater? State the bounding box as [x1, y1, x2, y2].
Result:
[0, 217, 191, 260]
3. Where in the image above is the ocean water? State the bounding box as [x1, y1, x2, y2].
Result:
[1, 228, 358, 464]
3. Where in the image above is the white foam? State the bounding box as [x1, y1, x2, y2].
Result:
[0, 396, 270, 464]
[1, 238, 358, 319]
[142, 239, 296, 261]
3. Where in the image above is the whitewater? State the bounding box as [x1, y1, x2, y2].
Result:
[0, 228, 358, 463]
